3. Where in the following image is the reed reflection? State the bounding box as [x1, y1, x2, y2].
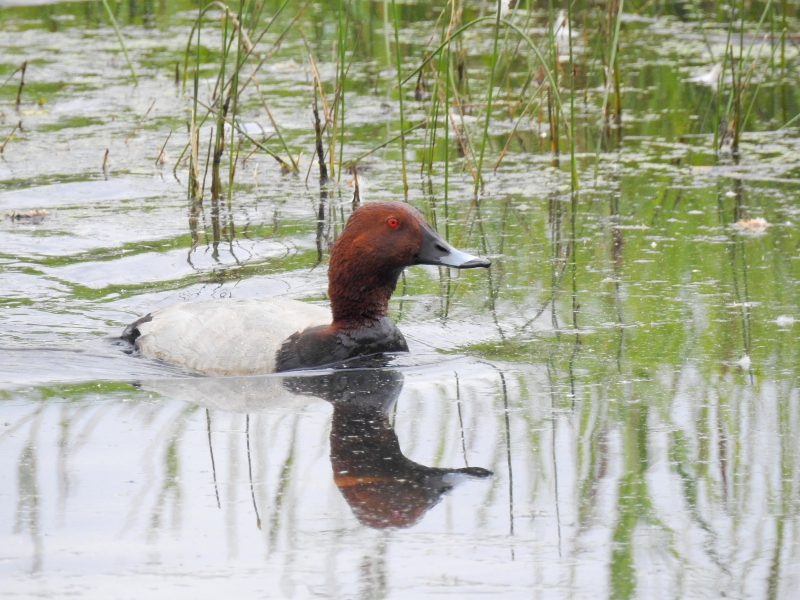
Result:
[286, 369, 493, 529]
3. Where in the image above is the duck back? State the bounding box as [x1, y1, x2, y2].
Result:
[131, 297, 330, 376]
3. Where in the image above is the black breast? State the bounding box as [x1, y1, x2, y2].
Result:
[275, 317, 409, 372]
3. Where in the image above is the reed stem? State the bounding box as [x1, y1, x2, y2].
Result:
[14, 61, 26, 111]
[227, 2, 244, 210]
[567, 0, 578, 191]
[474, 0, 503, 196]
[547, 0, 560, 160]
[210, 14, 230, 204]
[601, 0, 624, 132]
[714, 5, 736, 153]
[101, 0, 138, 85]
[444, 45, 451, 243]
[188, 3, 202, 203]
[390, 0, 409, 198]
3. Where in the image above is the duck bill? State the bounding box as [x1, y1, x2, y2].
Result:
[415, 225, 491, 269]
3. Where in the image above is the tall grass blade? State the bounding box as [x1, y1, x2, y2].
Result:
[101, 0, 138, 86]
[714, 4, 736, 152]
[600, 0, 624, 135]
[567, 0, 578, 191]
[188, 3, 202, 203]
[227, 2, 245, 210]
[546, 0, 560, 160]
[391, 0, 409, 198]
[211, 14, 230, 204]
[474, 0, 503, 196]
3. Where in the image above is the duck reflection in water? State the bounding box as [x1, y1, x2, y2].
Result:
[287, 369, 493, 529]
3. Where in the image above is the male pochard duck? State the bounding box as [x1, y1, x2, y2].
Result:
[122, 201, 490, 375]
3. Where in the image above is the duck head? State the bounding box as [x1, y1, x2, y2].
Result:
[328, 202, 490, 324]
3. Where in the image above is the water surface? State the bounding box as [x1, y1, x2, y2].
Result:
[1, 1, 800, 598]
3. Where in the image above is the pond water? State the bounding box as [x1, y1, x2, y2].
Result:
[1, 1, 800, 598]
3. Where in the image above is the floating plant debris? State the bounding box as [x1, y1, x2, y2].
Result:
[5, 209, 50, 221]
[734, 217, 770, 232]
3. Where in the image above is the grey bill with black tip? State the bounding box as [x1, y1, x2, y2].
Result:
[414, 224, 491, 269]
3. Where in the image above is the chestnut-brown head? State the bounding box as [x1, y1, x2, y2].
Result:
[328, 202, 490, 324]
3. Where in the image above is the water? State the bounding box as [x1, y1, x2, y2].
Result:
[1, 1, 800, 598]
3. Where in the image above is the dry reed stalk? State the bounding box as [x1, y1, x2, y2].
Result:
[155, 130, 172, 166]
[201, 128, 214, 201]
[250, 72, 298, 171]
[14, 61, 26, 111]
[342, 122, 426, 170]
[351, 166, 360, 208]
[125, 100, 156, 145]
[313, 91, 329, 184]
[0, 121, 21, 153]
[0, 62, 25, 95]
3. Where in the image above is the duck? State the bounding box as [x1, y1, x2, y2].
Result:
[122, 201, 490, 375]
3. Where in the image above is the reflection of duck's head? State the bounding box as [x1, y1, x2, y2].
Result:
[286, 369, 492, 529]
[334, 456, 492, 530]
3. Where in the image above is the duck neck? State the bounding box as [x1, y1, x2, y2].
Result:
[328, 264, 404, 329]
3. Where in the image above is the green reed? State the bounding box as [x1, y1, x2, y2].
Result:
[566, 0, 578, 192]
[780, 0, 787, 122]
[546, 0, 560, 162]
[170, 0, 792, 232]
[391, 0, 409, 198]
[444, 52, 451, 242]
[188, 3, 202, 204]
[715, 0, 775, 154]
[227, 3, 244, 210]
[101, 0, 138, 86]
[335, 0, 348, 182]
[741, 3, 781, 142]
[473, 0, 503, 196]
[209, 14, 230, 205]
[177, 0, 299, 181]
[443, 4, 456, 242]
[713, 4, 736, 153]
[600, 0, 624, 145]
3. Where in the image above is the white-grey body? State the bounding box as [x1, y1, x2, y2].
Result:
[133, 297, 331, 376]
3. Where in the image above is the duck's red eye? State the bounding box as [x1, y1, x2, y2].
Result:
[387, 217, 399, 228]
